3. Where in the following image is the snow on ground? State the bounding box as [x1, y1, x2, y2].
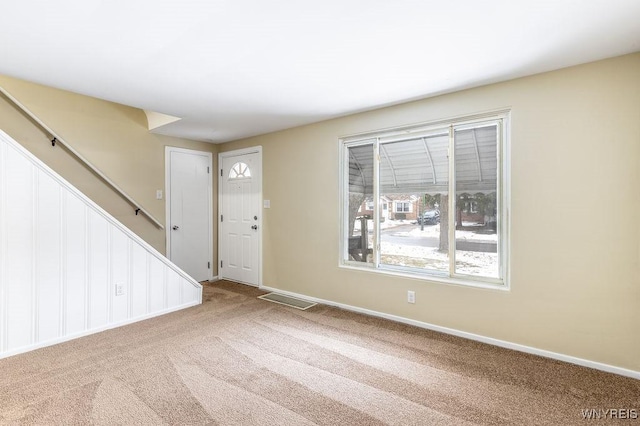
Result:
[380, 242, 498, 278]
[357, 220, 497, 242]
[354, 219, 407, 232]
[407, 224, 498, 242]
[354, 219, 499, 278]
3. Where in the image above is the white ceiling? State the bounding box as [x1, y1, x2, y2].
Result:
[1, 1, 639, 143]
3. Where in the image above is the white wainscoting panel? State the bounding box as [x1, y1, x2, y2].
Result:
[0, 129, 202, 359]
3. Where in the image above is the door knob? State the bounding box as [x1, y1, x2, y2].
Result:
[251, 225, 258, 230]
[172, 225, 180, 230]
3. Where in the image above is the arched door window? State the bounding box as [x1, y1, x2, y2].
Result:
[228, 162, 251, 179]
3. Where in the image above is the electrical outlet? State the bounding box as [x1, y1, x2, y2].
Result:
[115, 283, 125, 296]
[407, 290, 415, 304]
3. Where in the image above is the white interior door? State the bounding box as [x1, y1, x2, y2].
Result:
[166, 147, 212, 282]
[219, 149, 261, 286]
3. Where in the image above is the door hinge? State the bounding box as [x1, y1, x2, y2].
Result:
[221, 214, 223, 222]
[208, 262, 211, 269]
[220, 260, 223, 268]
[207, 166, 210, 173]
[220, 169, 223, 177]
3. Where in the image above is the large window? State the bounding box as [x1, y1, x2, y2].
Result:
[341, 113, 509, 287]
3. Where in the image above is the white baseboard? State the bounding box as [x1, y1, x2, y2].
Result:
[208, 275, 220, 282]
[0, 300, 201, 362]
[259, 285, 640, 380]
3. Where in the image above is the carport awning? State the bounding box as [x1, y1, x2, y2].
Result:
[348, 125, 497, 196]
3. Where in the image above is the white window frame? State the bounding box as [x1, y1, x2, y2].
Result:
[395, 201, 411, 213]
[338, 110, 510, 289]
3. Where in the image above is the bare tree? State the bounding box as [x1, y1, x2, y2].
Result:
[348, 193, 365, 236]
[439, 194, 448, 252]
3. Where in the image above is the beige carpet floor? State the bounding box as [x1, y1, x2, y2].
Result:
[0, 280, 638, 425]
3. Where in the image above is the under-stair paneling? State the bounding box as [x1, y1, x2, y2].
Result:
[89, 211, 109, 330]
[35, 171, 62, 343]
[149, 256, 166, 313]
[65, 193, 88, 336]
[111, 228, 129, 323]
[183, 279, 200, 305]
[4, 144, 34, 352]
[0, 129, 202, 359]
[167, 269, 181, 310]
[131, 244, 148, 318]
[0, 141, 4, 354]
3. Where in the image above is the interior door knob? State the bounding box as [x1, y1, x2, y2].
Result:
[172, 225, 180, 230]
[251, 225, 258, 230]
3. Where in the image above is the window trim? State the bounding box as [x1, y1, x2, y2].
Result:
[394, 201, 411, 213]
[338, 110, 510, 289]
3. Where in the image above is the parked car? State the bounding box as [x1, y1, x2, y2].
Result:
[418, 209, 440, 224]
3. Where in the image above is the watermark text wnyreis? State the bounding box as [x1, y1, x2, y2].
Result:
[581, 409, 638, 420]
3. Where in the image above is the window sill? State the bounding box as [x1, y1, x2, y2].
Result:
[339, 262, 509, 291]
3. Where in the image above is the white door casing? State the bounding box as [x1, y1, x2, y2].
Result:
[165, 147, 213, 282]
[219, 147, 262, 286]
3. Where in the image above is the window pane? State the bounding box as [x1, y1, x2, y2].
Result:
[379, 133, 449, 272]
[454, 125, 499, 278]
[346, 144, 374, 263]
[229, 162, 251, 179]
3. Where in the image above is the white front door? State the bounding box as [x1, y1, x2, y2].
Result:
[219, 149, 261, 286]
[166, 147, 212, 282]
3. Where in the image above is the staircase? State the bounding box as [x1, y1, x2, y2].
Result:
[0, 129, 202, 359]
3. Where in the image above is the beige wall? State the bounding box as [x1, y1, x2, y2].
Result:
[220, 53, 640, 372]
[2, 53, 637, 372]
[0, 75, 219, 275]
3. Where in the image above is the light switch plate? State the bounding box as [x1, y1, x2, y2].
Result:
[263, 200, 271, 208]
[156, 190, 163, 200]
